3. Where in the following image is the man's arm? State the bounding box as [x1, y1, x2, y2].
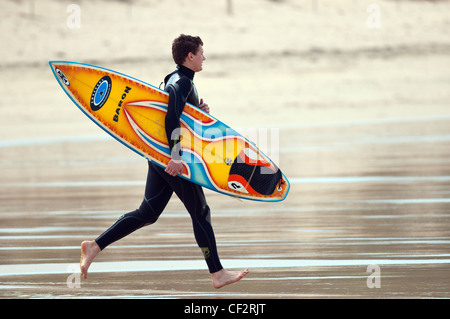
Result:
[164, 77, 192, 176]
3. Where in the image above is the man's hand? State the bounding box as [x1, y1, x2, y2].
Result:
[165, 159, 184, 176]
[199, 98, 210, 113]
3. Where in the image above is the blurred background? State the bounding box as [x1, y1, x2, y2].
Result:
[2, 0, 450, 138]
[1, 0, 449, 298]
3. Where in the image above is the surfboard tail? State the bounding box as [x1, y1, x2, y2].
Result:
[227, 148, 285, 198]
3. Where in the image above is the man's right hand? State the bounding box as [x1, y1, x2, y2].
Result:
[199, 98, 210, 113]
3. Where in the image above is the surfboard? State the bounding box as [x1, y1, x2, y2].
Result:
[49, 61, 290, 202]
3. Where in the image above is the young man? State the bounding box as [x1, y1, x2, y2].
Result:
[80, 34, 248, 289]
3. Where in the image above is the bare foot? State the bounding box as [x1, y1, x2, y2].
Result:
[80, 240, 101, 279]
[211, 268, 249, 289]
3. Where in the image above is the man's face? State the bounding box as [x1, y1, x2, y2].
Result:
[190, 45, 205, 72]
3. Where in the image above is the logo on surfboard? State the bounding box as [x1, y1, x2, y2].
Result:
[90, 76, 112, 111]
[55, 68, 70, 86]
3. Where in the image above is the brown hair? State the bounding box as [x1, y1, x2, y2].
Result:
[172, 34, 203, 65]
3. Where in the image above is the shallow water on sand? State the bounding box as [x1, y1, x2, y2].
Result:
[1, 114, 450, 298]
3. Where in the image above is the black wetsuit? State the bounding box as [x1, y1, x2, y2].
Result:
[95, 65, 223, 274]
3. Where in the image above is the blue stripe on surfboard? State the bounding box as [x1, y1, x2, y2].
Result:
[180, 114, 239, 139]
[181, 150, 215, 189]
[134, 129, 171, 156]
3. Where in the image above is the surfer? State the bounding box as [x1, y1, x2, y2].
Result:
[80, 34, 248, 289]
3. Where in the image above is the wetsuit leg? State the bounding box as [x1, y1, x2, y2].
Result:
[150, 162, 224, 274]
[95, 161, 173, 250]
[95, 161, 223, 274]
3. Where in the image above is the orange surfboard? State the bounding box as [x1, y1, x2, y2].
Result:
[49, 61, 290, 202]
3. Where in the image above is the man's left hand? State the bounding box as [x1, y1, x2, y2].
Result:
[165, 159, 184, 176]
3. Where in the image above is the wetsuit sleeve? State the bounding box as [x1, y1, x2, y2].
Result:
[165, 77, 193, 161]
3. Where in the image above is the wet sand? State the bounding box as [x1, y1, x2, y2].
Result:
[1, 111, 450, 299]
[1, 0, 450, 300]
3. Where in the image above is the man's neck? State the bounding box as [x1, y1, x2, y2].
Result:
[178, 64, 195, 80]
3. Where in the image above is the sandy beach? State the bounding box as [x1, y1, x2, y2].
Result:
[1, 0, 450, 300]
